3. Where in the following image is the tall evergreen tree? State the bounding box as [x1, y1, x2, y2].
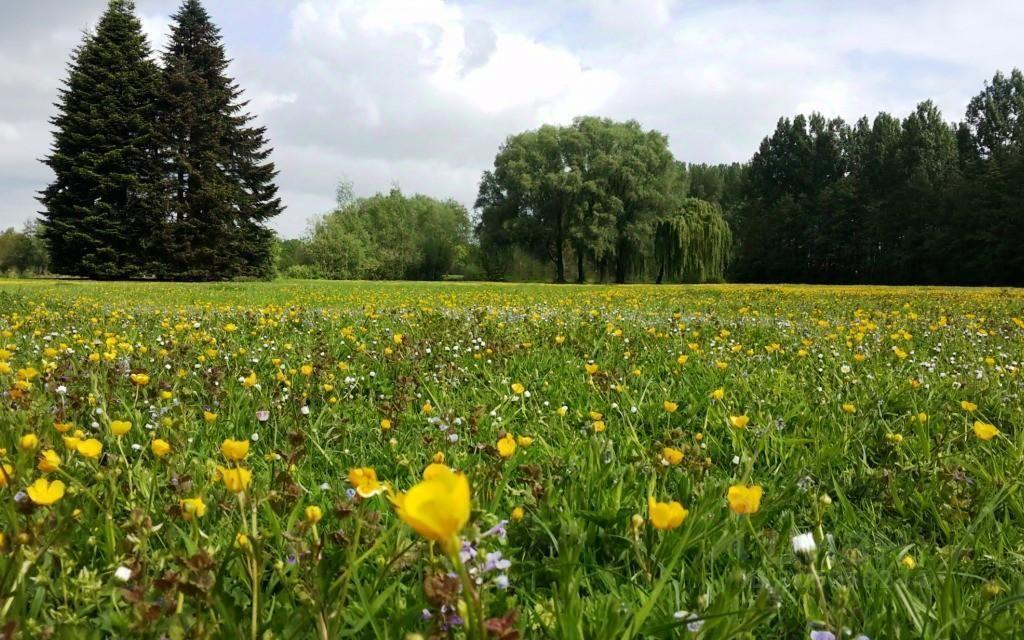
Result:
[39, 0, 166, 278]
[159, 0, 282, 280]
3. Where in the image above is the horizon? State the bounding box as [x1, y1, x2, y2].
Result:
[2, 0, 1023, 238]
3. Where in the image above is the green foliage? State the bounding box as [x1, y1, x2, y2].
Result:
[0, 223, 48, 277]
[730, 69, 1024, 285]
[39, 0, 281, 281]
[307, 189, 473, 280]
[39, 0, 167, 279]
[653, 199, 731, 283]
[477, 117, 725, 284]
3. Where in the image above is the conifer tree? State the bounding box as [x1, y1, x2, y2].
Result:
[159, 0, 282, 280]
[40, 0, 166, 278]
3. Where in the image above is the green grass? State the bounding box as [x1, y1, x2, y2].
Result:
[1, 279, 1023, 639]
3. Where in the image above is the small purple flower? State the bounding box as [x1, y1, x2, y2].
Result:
[421, 609, 432, 620]
[286, 554, 297, 565]
[345, 488, 356, 499]
[484, 551, 511, 572]
[810, 632, 836, 640]
[459, 540, 478, 563]
[495, 574, 509, 589]
[256, 410, 270, 422]
[482, 520, 508, 541]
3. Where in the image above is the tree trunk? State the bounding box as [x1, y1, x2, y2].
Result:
[576, 250, 585, 283]
[656, 260, 664, 284]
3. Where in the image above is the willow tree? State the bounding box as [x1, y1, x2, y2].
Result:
[653, 198, 731, 283]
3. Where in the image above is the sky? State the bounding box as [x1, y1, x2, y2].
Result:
[2, 0, 1023, 238]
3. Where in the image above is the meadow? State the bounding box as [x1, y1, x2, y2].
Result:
[1, 279, 1023, 639]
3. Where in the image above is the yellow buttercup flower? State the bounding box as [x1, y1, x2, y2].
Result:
[390, 465, 470, 554]
[663, 400, 678, 413]
[129, 373, 150, 386]
[728, 415, 750, 429]
[584, 363, 599, 375]
[497, 434, 517, 459]
[242, 371, 257, 388]
[961, 400, 977, 413]
[221, 438, 250, 462]
[647, 496, 688, 530]
[842, 403, 856, 414]
[973, 421, 999, 441]
[422, 463, 450, 480]
[151, 439, 171, 457]
[511, 382, 525, 395]
[203, 410, 218, 423]
[110, 420, 132, 437]
[516, 435, 534, 447]
[0, 463, 14, 487]
[19, 433, 39, 451]
[37, 449, 61, 473]
[661, 447, 684, 465]
[77, 439, 103, 459]
[180, 497, 207, 520]
[727, 484, 763, 514]
[27, 478, 65, 506]
[305, 505, 323, 524]
[710, 387, 725, 401]
[219, 466, 252, 493]
[511, 506, 525, 521]
[347, 467, 385, 497]
[380, 418, 392, 431]
[592, 420, 606, 433]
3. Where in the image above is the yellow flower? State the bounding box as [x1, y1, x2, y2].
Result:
[37, 449, 61, 473]
[220, 466, 252, 493]
[224, 323, 238, 333]
[54, 421, 74, 433]
[203, 410, 218, 423]
[901, 554, 917, 570]
[710, 387, 725, 401]
[516, 435, 534, 447]
[151, 439, 171, 458]
[554, 335, 566, 344]
[27, 478, 65, 506]
[661, 447, 684, 465]
[647, 496, 688, 530]
[390, 465, 470, 553]
[842, 403, 856, 414]
[221, 438, 250, 461]
[305, 505, 323, 524]
[584, 363, 599, 375]
[19, 433, 39, 451]
[348, 467, 386, 497]
[392, 333, 405, 345]
[242, 371, 257, 388]
[511, 506, 525, 522]
[663, 400, 678, 413]
[973, 421, 999, 441]
[423, 462, 450, 480]
[77, 439, 103, 459]
[180, 497, 207, 520]
[511, 382, 525, 395]
[235, 533, 250, 548]
[728, 415, 750, 429]
[961, 400, 977, 413]
[556, 405, 568, 417]
[129, 373, 150, 386]
[0, 463, 14, 487]
[592, 420, 607, 433]
[300, 364, 313, 376]
[676, 354, 688, 365]
[497, 434, 517, 459]
[110, 420, 132, 437]
[421, 401, 433, 415]
[727, 484, 763, 515]
[380, 418, 392, 430]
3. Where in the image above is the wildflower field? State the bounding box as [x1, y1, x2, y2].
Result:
[1, 280, 1023, 640]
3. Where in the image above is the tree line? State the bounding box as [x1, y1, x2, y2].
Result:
[40, 0, 281, 280]
[731, 69, 1024, 285]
